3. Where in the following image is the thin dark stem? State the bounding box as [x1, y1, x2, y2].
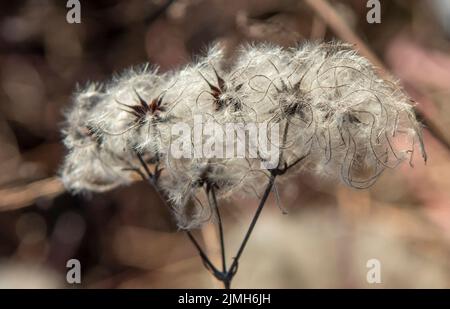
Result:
[134, 152, 292, 289]
[134, 153, 227, 283]
[209, 185, 227, 273]
[135, 152, 172, 212]
[136, 152, 154, 180]
[226, 174, 276, 282]
[186, 231, 222, 277]
[286, 152, 310, 170]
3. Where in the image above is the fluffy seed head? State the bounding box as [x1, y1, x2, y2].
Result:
[60, 41, 426, 229]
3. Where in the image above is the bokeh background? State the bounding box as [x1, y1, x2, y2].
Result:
[1, 0, 450, 288]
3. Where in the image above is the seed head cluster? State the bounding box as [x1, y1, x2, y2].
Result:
[61, 41, 426, 229]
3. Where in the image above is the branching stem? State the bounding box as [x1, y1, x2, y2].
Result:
[135, 149, 306, 288]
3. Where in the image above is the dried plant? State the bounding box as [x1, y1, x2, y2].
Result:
[60, 41, 426, 288]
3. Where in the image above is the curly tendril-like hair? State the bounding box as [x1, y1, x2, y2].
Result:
[61, 41, 426, 229]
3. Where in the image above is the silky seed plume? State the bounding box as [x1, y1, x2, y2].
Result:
[60, 41, 426, 229]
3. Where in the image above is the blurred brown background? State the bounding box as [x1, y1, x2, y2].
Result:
[1, 0, 450, 288]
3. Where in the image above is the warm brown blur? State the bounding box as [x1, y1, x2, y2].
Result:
[1, 0, 450, 288]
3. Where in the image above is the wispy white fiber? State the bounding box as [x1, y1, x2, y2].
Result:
[61, 41, 426, 229]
